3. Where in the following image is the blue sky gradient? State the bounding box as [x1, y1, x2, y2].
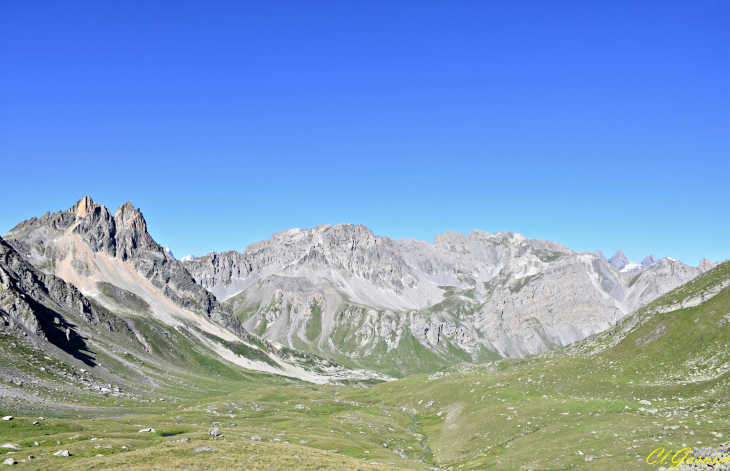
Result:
[1, 1, 728, 265]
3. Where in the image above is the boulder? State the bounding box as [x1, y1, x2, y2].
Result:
[192, 446, 216, 453]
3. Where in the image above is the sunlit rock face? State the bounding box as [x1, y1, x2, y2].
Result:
[182, 224, 711, 371]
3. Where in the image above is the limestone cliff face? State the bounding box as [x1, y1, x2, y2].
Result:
[183, 224, 712, 371]
[182, 224, 421, 307]
[4, 197, 245, 339]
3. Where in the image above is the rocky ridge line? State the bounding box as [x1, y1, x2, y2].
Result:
[4, 196, 246, 339]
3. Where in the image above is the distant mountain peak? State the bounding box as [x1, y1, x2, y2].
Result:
[608, 249, 630, 270]
[699, 258, 716, 271]
[594, 250, 606, 260]
[163, 247, 175, 259]
[641, 254, 658, 268]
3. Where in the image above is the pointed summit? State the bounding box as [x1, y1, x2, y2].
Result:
[594, 250, 606, 260]
[641, 255, 658, 268]
[699, 258, 715, 271]
[608, 249, 630, 270]
[113, 202, 157, 261]
[71, 195, 98, 219]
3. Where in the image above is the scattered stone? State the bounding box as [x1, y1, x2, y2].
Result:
[0, 445, 18, 450]
[138, 428, 156, 433]
[1, 417, 12, 421]
[53, 450, 70, 457]
[192, 446, 216, 453]
[250, 435, 262, 441]
[300, 440, 308, 444]
[32, 422, 39, 426]
[639, 400, 652, 406]
[3, 458, 15, 465]
[585, 455, 594, 461]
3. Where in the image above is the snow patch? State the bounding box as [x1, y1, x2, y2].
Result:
[620, 262, 642, 273]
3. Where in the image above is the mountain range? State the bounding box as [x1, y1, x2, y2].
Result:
[181, 224, 716, 375]
[1, 195, 729, 470]
[3, 195, 717, 379]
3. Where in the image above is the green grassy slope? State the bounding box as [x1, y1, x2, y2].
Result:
[346, 261, 730, 469]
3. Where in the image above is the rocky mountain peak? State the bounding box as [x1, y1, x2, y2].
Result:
[641, 254, 658, 268]
[699, 258, 715, 271]
[608, 249, 630, 270]
[71, 195, 99, 219]
[112, 202, 157, 261]
[594, 250, 606, 259]
[4, 197, 240, 330]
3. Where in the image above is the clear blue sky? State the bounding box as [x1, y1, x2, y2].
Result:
[1, 1, 728, 265]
